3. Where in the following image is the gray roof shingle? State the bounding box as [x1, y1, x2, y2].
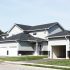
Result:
[16, 24, 31, 30]
[48, 30, 70, 38]
[16, 22, 58, 31]
[30, 22, 58, 30]
[2, 33, 45, 42]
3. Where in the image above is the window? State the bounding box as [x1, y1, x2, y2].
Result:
[33, 32, 37, 35]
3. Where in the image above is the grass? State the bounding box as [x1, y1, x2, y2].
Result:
[22, 64, 70, 70]
[0, 55, 47, 61]
[39, 59, 70, 66]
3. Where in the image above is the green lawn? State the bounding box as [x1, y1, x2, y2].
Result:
[23, 64, 70, 70]
[39, 59, 70, 66]
[0, 55, 47, 61]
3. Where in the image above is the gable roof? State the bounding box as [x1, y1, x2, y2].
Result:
[16, 22, 63, 31]
[8, 24, 31, 33]
[8, 22, 64, 34]
[30, 22, 58, 30]
[48, 30, 70, 38]
[16, 24, 31, 30]
[1, 33, 45, 42]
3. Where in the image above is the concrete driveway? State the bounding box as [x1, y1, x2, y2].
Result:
[0, 62, 59, 70]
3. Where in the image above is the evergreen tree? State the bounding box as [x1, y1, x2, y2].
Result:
[0, 30, 4, 35]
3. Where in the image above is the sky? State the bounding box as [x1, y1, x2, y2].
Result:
[0, 0, 70, 32]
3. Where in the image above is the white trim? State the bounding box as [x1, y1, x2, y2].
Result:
[0, 40, 17, 42]
[0, 40, 37, 43]
[48, 35, 70, 38]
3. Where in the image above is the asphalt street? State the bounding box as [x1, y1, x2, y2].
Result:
[0, 62, 60, 70]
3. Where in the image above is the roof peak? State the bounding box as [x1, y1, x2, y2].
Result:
[15, 23, 31, 27]
[15, 22, 59, 27]
[13, 22, 59, 31]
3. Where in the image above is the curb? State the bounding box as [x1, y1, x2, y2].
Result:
[4, 61, 70, 69]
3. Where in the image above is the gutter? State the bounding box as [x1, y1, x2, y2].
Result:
[0, 39, 46, 43]
[0, 40, 17, 43]
[47, 35, 70, 38]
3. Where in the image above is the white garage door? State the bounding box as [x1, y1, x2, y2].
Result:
[8, 47, 17, 56]
[0, 47, 7, 56]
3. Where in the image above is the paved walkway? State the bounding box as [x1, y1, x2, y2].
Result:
[0, 62, 59, 70]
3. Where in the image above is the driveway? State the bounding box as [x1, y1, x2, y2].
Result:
[0, 62, 59, 70]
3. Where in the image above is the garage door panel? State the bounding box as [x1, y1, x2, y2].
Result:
[8, 48, 17, 56]
[0, 48, 7, 56]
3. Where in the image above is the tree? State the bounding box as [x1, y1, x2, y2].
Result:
[0, 30, 4, 35]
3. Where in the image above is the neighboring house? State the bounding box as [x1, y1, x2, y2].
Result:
[0, 22, 64, 56]
[48, 30, 70, 59]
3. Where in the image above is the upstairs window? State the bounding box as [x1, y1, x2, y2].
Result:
[33, 32, 37, 35]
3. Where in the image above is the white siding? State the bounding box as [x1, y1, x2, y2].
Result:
[42, 42, 48, 51]
[48, 38, 70, 59]
[0, 42, 18, 56]
[8, 26, 23, 37]
[8, 47, 18, 56]
[29, 31, 48, 39]
[48, 38, 68, 51]
[0, 47, 7, 56]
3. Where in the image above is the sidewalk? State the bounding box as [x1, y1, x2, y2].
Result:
[4, 61, 70, 69]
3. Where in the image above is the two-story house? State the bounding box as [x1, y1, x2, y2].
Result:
[0, 22, 64, 56]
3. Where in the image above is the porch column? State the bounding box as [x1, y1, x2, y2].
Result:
[66, 51, 69, 59]
[48, 44, 53, 59]
[66, 37, 69, 59]
[34, 42, 39, 55]
[50, 46, 53, 59]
